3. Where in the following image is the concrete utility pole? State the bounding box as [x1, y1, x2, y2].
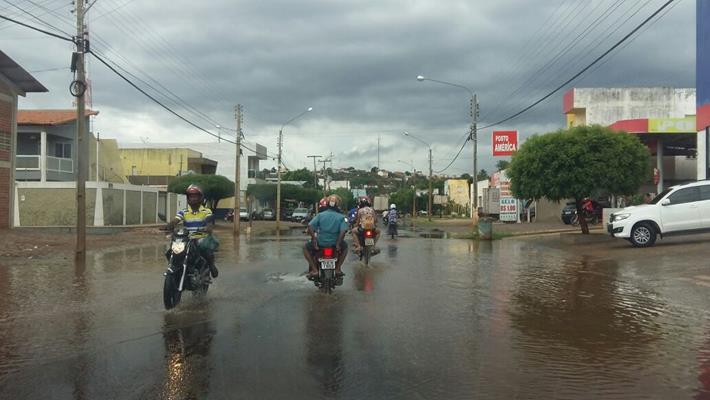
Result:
[428, 147, 433, 221]
[319, 158, 330, 198]
[276, 107, 312, 231]
[234, 105, 242, 236]
[95, 131, 99, 181]
[74, 0, 87, 266]
[307, 155, 322, 189]
[471, 94, 479, 224]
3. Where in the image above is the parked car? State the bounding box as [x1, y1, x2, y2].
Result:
[607, 181, 710, 247]
[262, 208, 275, 220]
[291, 207, 310, 222]
[225, 208, 249, 222]
[561, 202, 576, 224]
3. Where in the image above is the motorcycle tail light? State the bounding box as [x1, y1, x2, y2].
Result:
[323, 247, 334, 258]
[365, 230, 374, 238]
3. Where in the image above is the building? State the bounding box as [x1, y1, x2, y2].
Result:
[0, 51, 47, 228]
[16, 109, 125, 183]
[698, 1, 710, 180]
[564, 87, 696, 193]
[119, 147, 218, 186]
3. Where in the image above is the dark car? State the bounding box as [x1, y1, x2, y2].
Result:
[561, 202, 576, 224]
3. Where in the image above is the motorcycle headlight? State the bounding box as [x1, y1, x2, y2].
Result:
[613, 213, 630, 222]
[171, 241, 186, 254]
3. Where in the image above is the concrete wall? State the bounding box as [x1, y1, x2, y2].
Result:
[103, 189, 124, 226]
[567, 88, 696, 127]
[16, 187, 96, 226]
[119, 148, 192, 177]
[142, 191, 157, 224]
[14, 182, 166, 227]
[444, 179, 470, 208]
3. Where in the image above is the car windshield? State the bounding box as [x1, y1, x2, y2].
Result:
[650, 188, 673, 204]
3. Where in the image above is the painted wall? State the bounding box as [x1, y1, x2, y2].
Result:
[17, 187, 96, 226]
[444, 179, 470, 208]
[0, 84, 15, 228]
[119, 148, 200, 177]
[565, 88, 696, 127]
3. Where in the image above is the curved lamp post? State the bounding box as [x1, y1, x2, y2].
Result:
[417, 75, 479, 225]
[403, 131, 432, 222]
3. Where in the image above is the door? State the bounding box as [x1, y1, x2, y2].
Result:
[660, 187, 701, 233]
[697, 184, 710, 229]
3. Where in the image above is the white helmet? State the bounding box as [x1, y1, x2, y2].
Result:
[390, 203, 396, 209]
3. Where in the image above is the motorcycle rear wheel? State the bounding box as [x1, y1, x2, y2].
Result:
[163, 274, 182, 310]
[321, 269, 334, 294]
[363, 246, 371, 266]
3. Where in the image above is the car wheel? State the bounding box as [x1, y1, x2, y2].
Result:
[630, 222, 657, 247]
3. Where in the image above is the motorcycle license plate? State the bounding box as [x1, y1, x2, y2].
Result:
[364, 238, 375, 246]
[319, 259, 336, 270]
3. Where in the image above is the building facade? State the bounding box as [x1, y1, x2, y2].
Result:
[0, 51, 46, 228]
[564, 87, 697, 193]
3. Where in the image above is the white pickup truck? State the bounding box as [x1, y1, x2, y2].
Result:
[607, 181, 710, 247]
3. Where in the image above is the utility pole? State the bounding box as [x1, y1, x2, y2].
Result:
[234, 105, 242, 236]
[95, 131, 99, 181]
[307, 155, 322, 189]
[428, 147, 433, 222]
[471, 94, 479, 225]
[377, 135, 380, 171]
[319, 158, 330, 198]
[276, 128, 283, 231]
[74, 0, 87, 266]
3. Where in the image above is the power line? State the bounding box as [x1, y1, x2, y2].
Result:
[479, 0, 677, 131]
[0, 12, 73, 42]
[435, 0, 679, 173]
[1, 0, 72, 37]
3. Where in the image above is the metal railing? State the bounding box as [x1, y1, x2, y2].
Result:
[16, 155, 40, 170]
[46, 156, 73, 173]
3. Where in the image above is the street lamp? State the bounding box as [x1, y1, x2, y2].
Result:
[276, 106, 313, 231]
[417, 75, 479, 225]
[403, 131, 432, 222]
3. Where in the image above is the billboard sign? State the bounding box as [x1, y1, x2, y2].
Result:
[499, 197, 517, 222]
[493, 131, 518, 156]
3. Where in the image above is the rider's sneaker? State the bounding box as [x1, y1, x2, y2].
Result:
[209, 264, 219, 278]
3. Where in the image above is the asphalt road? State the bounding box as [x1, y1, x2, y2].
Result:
[1, 229, 709, 399]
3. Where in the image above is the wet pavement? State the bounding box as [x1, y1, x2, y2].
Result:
[1, 230, 710, 399]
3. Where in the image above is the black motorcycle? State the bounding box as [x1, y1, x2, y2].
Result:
[163, 229, 211, 309]
[313, 246, 339, 294]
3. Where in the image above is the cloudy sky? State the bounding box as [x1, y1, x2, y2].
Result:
[0, 0, 696, 177]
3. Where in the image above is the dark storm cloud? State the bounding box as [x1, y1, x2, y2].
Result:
[2, 0, 696, 174]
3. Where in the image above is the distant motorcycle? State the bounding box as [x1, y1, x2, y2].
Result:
[313, 246, 339, 294]
[163, 228, 211, 309]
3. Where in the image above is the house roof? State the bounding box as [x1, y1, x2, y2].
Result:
[0, 51, 47, 94]
[18, 109, 99, 126]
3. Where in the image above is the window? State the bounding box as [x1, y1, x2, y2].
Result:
[700, 185, 710, 201]
[667, 187, 700, 205]
[54, 142, 71, 158]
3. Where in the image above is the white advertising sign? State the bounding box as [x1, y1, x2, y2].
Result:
[499, 197, 517, 222]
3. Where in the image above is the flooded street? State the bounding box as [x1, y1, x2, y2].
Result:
[1, 232, 710, 399]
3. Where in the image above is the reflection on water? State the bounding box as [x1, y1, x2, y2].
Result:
[305, 294, 345, 398]
[160, 307, 216, 400]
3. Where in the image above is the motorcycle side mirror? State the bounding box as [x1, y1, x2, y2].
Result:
[661, 198, 671, 206]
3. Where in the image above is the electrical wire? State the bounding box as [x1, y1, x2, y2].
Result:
[0, 12, 73, 42]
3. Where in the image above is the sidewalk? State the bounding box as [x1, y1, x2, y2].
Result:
[403, 217, 600, 238]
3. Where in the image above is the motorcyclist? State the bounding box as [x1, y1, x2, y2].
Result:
[303, 195, 349, 280]
[167, 185, 219, 278]
[351, 195, 380, 253]
[386, 203, 398, 237]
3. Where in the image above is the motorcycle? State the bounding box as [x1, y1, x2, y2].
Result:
[387, 220, 398, 239]
[313, 246, 339, 294]
[163, 228, 212, 310]
[358, 229, 377, 265]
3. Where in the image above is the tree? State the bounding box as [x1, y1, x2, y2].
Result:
[476, 169, 489, 182]
[507, 125, 649, 234]
[460, 173, 471, 180]
[246, 183, 321, 209]
[496, 160, 510, 171]
[389, 188, 415, 214]
[168, 174, 235, 211]
[282, 168, 315, 187]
